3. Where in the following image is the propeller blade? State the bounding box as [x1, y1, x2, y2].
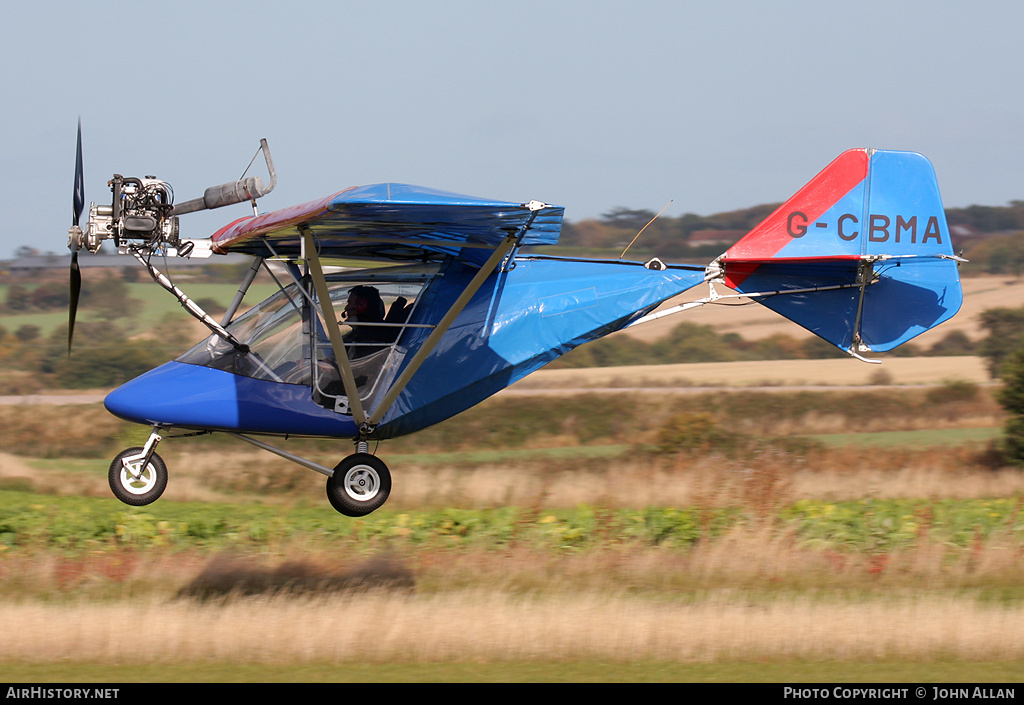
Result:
[73, 119, 84, 227]
[69, 119, 84, 354]
[68, 249, 81, 354]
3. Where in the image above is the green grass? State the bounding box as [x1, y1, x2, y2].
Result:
[121, 282, 281, 318]
[0, 309, 69, 336]
[0, 282, 282, 337]
[389, 426, 1000, 462]
[1, 489, 1020, 554]
[26, 459, 109, 474]
[810, 426, 1002, 448]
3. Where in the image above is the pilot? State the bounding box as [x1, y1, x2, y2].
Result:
[342, 285, 390, 358]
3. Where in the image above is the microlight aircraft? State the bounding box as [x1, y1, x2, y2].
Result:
[66, 127, 964, 516]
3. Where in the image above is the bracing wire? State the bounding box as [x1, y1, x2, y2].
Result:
[239, 144, 264, 181]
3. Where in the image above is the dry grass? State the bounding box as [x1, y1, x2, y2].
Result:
[3, 518, 1024, 664]
[2, 489, 1022, 665]
[510, 356, 992, 390]
[5, 443, 1023, 508]
[1, 591, 1022, 664]
[0, 406, 123, 459]
[387, 456, 1024, 509]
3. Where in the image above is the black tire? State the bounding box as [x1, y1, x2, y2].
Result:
[108, 447, 168, 506]
[326, 453, 391, 517]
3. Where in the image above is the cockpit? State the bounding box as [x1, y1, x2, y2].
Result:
[175, 264, 435, 415]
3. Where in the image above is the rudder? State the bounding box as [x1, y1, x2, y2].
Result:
[713, 149, 963, 356]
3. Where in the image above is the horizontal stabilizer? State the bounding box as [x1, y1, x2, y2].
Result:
[717, 149, 962, 354]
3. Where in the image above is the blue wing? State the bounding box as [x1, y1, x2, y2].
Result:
[211, 183, 564, 266]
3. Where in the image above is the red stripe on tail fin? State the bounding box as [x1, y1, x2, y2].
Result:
[724, 150, 869, 288]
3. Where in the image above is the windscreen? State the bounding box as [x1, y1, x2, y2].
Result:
[176, 284, 308, 384]
[176, 266, 433, 414]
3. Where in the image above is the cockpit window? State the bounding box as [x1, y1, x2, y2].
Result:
[176, 264, 434, 414]
[176, 285, 308, 384]
[311, 279, 426, 413]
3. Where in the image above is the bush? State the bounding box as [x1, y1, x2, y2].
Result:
[41, 322, 166, 389]
[14, 325, 40, 343]
[53, 344, 164, 388]
[652, 412, 741, 455]
[924, 380, 979, 405]
[996, 347, 1024, 464]
[927, 330, 976, 356]
[978, 307, 1024, 378]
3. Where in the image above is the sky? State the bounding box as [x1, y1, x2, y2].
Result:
[1, 0, 1022, 260]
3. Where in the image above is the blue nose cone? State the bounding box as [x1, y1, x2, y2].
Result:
[104, 361, 242, 429]
[104, 361, 358, 437]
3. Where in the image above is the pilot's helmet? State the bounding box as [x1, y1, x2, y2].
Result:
[347, 285, 386, 322]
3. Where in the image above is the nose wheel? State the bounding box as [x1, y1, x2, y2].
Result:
[108, 446, 167, 506]
[325, 453, 392, 517]
[108, 430, 166, 506]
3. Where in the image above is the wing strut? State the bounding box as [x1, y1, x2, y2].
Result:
[301, 202, 545, 434]
[220, 255, 264, 326]
[301, 227, 370, 428]
[366, 231, 521, 426]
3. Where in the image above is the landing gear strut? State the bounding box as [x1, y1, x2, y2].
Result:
[106, 429, 395, 517]
[108, 430, 167, 506]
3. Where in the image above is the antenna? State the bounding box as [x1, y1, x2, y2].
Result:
[618, 199, 673, 260]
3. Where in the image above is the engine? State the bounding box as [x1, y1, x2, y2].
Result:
[82, 175, 182, 255]
[69, 138, 276, 259]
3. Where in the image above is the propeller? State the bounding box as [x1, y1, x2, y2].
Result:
[68, 119, 84, 354]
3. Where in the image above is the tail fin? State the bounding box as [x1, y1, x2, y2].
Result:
[713, 149, 963, 356]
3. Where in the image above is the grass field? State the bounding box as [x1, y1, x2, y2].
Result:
[1, 274, 1023, 682]
[0, 281, 282, 338]
[1, 592, 1023, 671]
[0, 380, 1022, 682]
[0, 481, 1023, 676]
[511, 355, 993, 389]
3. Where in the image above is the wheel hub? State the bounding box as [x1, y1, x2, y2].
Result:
[344, 465, 380, 500]
[120, 461, 157, 495]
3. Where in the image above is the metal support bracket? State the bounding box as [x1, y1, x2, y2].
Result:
[121, 428, 163, 480]
[230, 433, 336, 478]
[847, 258, 882, 363]
[131, 248, 249, 352]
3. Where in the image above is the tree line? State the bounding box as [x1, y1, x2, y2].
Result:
[540, 200, 1024, 267]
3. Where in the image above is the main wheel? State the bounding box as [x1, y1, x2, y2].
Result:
[108, 447, 168, 506]
[326, 453, 391, 517]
